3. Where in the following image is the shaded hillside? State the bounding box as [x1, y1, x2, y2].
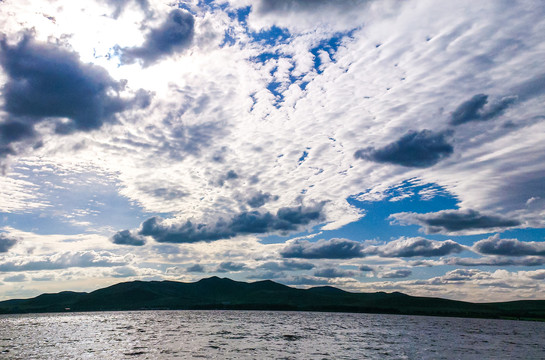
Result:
[1, 277, 544, 320]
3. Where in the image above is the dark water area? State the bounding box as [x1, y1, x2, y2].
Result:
[1, 310, 544, 359]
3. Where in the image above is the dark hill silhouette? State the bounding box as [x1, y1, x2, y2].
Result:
[0, 277, 544, 320]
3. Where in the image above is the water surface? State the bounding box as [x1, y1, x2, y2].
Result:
[1, 310, 544, 359]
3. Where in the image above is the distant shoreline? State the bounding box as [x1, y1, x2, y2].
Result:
[2, 307, 543, 323]
[1, 277, 544, 321]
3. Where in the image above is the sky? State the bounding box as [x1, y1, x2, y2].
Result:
[0, 0, 544, 303]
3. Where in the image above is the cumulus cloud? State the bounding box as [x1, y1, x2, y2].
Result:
[408, 268, 545, 294]
[247, 0, 377, 33]
[0, 35, 144, 137]
[186, 263, 206, 273]
[354, 130, 454, 168]
[367, 237, 465, 257]
[0, 33, 149, 160]
[390, 209, 521, 234]
[528, 270, 545, 280]
[440, 269, 488, 282]
[0, 122, 35, 153]
[472, 234, 545, 257]
[1, 0, 544, 302]
[365, 268, 545, 302]
[445, 256, 545, 267]
[120, 9, 195, 66]
[115, 203, 325, 244]
[110, 266, 139, 278]
[215, 261, 247, 273]
[0, 251, 128, 272]
[379, 269, 412, 278]
[259, 260, 315, 271]
[246, 260, 316, 280]
[3, 274, 27, 282]
[281, 236, 465, 259]
[101, 0, 151, 19]
[280, 238, 365, 259]
[277, 275, 331, 286]
[215, 169, 239, 187]
[0, 233, 18, 252]
[313, 267, 357, 278]
[254, 0, 364, 14]
[111, 230, 146, 246]
[450, 94, 517, 126]
[247, 191, 277, 208]
[359, 265, 375, 272]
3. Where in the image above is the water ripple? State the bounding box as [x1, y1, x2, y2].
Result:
[0, 311, 544, 359]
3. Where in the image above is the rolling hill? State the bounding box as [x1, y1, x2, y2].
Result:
[1, 276, 543, 320]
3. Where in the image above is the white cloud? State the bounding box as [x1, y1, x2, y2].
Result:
[351, 268, 545, 302]
[0, 250, 131, 272]
[0, 0, 544, 300]
[0, 176, 50, 212]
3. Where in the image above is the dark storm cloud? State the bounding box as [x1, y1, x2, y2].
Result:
[0, 144, 15, 158]
[390, 209, 521, 234]
[445, 256, 545, 267]
[215, 261, 247, 273]
[0, 34, 139, 136]
[280, 238, 364, 259]
[472, 234, 545, 257]
[186, 264, 206, 273]
[449, 93, 517, 126]
[313, 267, 357, 278]
[116, 203, 325, 244]
[120, 9, 194, 66]
[368, 237, 465, 258]
[0, 234, 18, 252]
[111, 230, 146, 246]
[354, 130, 454, 168]
[379, 269, 412, 278]
[0, 121, 35, 144]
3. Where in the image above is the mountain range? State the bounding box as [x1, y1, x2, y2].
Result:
[1, 277, 544, 320]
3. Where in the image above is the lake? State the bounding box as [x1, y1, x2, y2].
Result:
[1, 310, 544, 359]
